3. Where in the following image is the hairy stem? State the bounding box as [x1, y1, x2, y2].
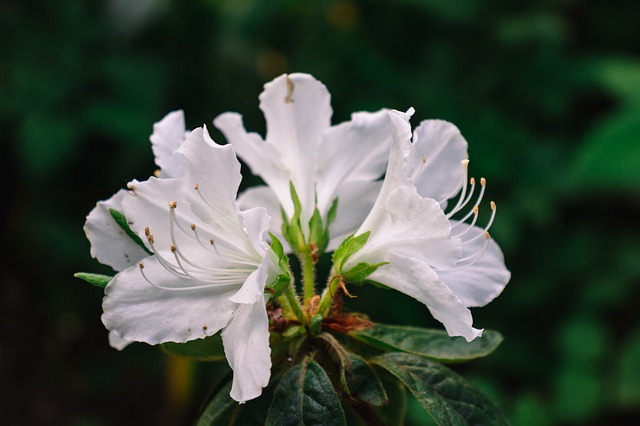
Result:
[301, 250, 316, 304]
[283, 281, 307, 325]
[317, 274, 341, 317]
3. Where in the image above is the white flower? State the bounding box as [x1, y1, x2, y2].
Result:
[344, 110, 510, 342]
[214, 73, 403, 250]
[84, 110, 188, 348]
[98, 126, 281, 403]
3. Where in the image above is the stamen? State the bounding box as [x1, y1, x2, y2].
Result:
[451, 205, 480, 238]
[467, 201, 496, 243]
[145, 230, 189, 279]
[446, 160, 470, 218]
[454, 232, 491, 269]
[169, 203, 255, 275]
[139, 262, 241, 292]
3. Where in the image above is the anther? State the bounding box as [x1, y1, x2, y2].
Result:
[490, 201, 496, 210]
[171, 245, 177, 253]
[480, 177, 486, 186]
[169, 201, 177, 209]
[147, 234, 155, 244]
[194, 183, 199, 190]
[145, 227, 150, 236]
[191, 224, 196, 231]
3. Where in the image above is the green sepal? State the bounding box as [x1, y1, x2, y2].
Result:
[281, 183, 306, 253]
[282, 325, 306, 339]
[352, 323, 504, 363]
[108, 208, 152, 255]
[326, 197, 339, 227]
[265, 358, 347, 426]
[342, 261, 388, 284]
[265, 233, 292, 298]
[265, 274, 291, 299]
[310, 314, 323, 336]
[332, 231, 371, 272]
[372, 352, 509, 425]
[308, 207, 329, 254]
[161, 335, 226, 361]
[73, 272, 112, 288]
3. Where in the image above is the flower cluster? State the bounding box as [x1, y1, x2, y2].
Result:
[82, 73, 510, 404]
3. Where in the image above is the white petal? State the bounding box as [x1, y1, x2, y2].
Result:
[150, 110, 187, 179]
[229, 226, 271, 306]
[222, 293, 271, 403]
[327, 180, 382, 251]
[357, 111, 414, 233]
[351, 186, 460, 271]
[409, 120, 468, 204]
[84, 189, 149, 271]
[102, 257, 238, 344]
[438, 222, 511, 307]
[176, 126, 242, 215]
[315, 109, 395, 215]
[369, 252, 482, 342]
[237, 186, 290, 253]
[214, 112, 291, 216]
[108, 330, 131, 350]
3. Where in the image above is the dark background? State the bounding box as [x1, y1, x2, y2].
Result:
[2, 0, 639, 424]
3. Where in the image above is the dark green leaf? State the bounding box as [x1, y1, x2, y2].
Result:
[195, 381, 236, 426]
[108, 208, 152, 255]
[372, 352, 508, 425]
[73, 272, 112, 288]
[332, 231, 371, 272]
[342, 262, 388, 284]
[345, 353, 387, 406]
[352, 323, 503, 362]
[161, 335, 225, 361]
[266, 359, 347, 426]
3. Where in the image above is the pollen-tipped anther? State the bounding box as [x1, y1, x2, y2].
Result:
[169, 201, 177, 209]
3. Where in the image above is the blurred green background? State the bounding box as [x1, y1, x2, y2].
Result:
[2, 0, 639, 424]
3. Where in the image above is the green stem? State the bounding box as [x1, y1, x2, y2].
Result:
[283, 282, 307, 325]
[317, 274, 341, 317]
[301, 250, 316, 304]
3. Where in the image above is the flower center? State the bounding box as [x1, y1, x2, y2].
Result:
[138, 201, 257, 291]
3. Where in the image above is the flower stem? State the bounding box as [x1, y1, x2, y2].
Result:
[282, 281, 307, 325]
[317, 274, 341, 317]
[300, 250, 316, 304]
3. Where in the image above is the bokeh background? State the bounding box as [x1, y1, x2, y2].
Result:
[2, 0, 639, 424]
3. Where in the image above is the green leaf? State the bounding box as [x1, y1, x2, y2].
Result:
[345, 353, 387, 406]
[266, 359, 347, 426]
[572, 109, 640, 192]
[342, 262, 388, 284]
[352, 323, 503, 363]
[332, 231, 371, 272]
[73, 272, 112, 288]
[195, 380, 237, 426]
[161, 335, 225, 361]
[372, 352, 508, 425]
[108, 208, 152, 255]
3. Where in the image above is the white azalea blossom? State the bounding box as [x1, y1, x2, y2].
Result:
[344, 110, 511, 342]
[95, 126, 282, 403]
[214, 73, 404, 250]
[84, 110, 188, 349]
